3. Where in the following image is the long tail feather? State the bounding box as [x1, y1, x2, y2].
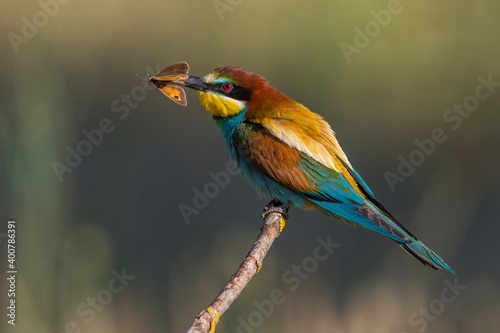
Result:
[364, 200, 458, 275]
[315, 199, 457, 275]
[399, 240, 458, 275]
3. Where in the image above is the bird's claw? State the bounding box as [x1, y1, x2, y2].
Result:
[262, 199, 292, 220]
[262, 200, 291, 237]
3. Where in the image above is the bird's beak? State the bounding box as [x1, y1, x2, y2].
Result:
[149, 75, 210, 92]
[180, 76, 212, 92]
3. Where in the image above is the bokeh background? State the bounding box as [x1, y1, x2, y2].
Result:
[1, 1, 499, 332]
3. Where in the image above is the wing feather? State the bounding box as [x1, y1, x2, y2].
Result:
[237, 112, 413, 242]
[233, 121, 365, 205]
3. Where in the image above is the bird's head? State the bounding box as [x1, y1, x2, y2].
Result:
[154, 65, 283, 118]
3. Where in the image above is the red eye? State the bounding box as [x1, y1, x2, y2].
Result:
[223, 83, 233, 91]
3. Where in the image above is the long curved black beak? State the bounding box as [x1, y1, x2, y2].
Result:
[181, 76, 211, 92]
[149, 75, 210, 92]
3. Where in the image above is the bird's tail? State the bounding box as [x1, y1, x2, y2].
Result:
[398, 239, 457, 275]
[363, 201, 458, 275]
[368, 202, 458, 276]
[315, 199, 457, 275]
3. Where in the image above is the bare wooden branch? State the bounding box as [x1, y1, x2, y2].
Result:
[185, 200, 290, 333]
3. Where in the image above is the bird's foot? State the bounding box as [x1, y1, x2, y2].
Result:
[262, 200, 292, 237]
[262, 199, 292, 218]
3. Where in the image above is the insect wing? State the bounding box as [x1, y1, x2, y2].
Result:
[154, 62, 189, 77]
[158, 84, 187, 106]
[151, 73, 188, 82]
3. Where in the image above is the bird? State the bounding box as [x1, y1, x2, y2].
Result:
[150, 62, 456, 274]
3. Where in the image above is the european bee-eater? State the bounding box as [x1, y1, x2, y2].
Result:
[151, 63, 456, 274]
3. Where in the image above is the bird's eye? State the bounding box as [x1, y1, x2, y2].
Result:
[223, 83, 233, 91]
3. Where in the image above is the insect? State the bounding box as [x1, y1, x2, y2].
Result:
[149, 62, 190, 106]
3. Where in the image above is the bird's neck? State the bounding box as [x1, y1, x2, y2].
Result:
[213, 111, 247, 157]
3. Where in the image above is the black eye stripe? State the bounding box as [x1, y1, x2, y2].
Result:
[215, 83, 252, 101]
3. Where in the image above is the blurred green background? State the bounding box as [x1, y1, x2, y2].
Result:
[1, 0, 499, 332]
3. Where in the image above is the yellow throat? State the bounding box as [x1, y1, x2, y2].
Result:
[197, 73, 246, 117]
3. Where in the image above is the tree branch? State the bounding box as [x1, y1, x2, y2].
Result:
[185, 200, 290, 333]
